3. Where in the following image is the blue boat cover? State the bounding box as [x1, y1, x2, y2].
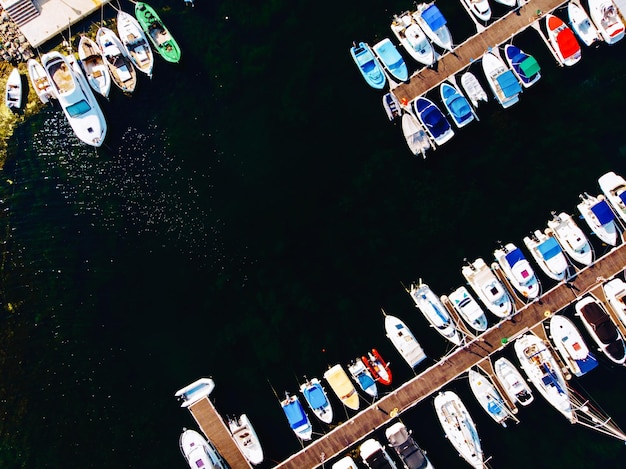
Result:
[358, 372, 376, 391]
[576, 354, 599, 375]
[284, 399, 308, 429]
[619, 191, 626, 205]
[504, 248, 524, 267]
[537, 237, 562, 260]
[496, 70, 522, 98]
[591, 199, 615, 225]
[422, 5, 447, 31]
[304, 384, 327, 409]
[448, 96, 471, 120]
[421, 102, 450, 137]
[487, 399, 502, 415]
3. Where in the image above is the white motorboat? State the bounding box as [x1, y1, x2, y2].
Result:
[462, 257, 513, 318]
[549, 314, 598, 377]
[175, 377, 216, 407]
[514, 332, 576, 423]
[27, 58, 55, 104]
[468, 368, 511, 427]
[41, 50, 107, 147]
[77, 35, 112, 98]
[462, 0, 492, 23]
[412, 96, 455, 146]
[433, 391, 483, 468]
[587, 0, 625, 44]
[576, 192, 618, 246]
[446, 286, 488, 332]
[401, 111, 431, 158]
[280, 393, 313, 440]
[575, 295, 626, 365]
[384, 311, 428, 369]
[493, 356, 534, 407]
[5, 67, 22, 110]
[602, 277, 626, 327]
[546, 211, 593, 266]
[332, 456, 359, 469]
[493, 0, 516, 6]
[179, 428, 228, 469]
[324, 364, 360, 410]
[408, 280, 462, 345]
[117, 8, 155, 77]
[567, 0, 602, 47]
[299, 376, 333, 424]
[481, 49, 522, 109]
[96, 26, 138, 93]
[412, 3, 453, 51]
[348, 359, 378, 398]
[598, 170, 626, 224]
[383, 92, 402, 121]
[390, 12, 436, 66]
[523, 229, 570, 281]
[385, 421, 435, 469]
[460, 71, 488, 108]
[493, 242, 540, 300]
[359, 438, 398, 469]
[227, 414, 264, 465]
[545, 13, 582, 66]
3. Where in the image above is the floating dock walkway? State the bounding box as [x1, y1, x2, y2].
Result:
[391, 0, 569, 103]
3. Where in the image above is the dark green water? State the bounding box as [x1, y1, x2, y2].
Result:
[2, 0, 626, 467]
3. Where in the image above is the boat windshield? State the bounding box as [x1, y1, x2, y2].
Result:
[67, 99, 91, 117]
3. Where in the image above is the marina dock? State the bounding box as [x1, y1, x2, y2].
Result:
[391, 0, 569, 103]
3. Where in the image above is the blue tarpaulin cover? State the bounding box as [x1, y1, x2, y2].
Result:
[504, 248, 524, 267]
[422, 5, 447, 31]
[303, 384, 327, 409]
[538, 237, 562, 260]
[496, 70, 522, 98]
[284, 399, 308, 429]
[591, 199, 615, 225]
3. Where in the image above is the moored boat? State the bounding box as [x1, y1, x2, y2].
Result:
[401, 111, 431, 158]
[135, 1, 182, 63]
[546, 211, 593, 266]
[598, 170, 626, 224]
[446, 286, 488, 332]
[350, 41, 387, 90]
[567, 0, 602, 47]
[503, 44, 541, 88]
[383, 92, 402, 121]
[117, 8, 155, 77]
[461, 0, 492, 23]
[390, 12, 436, 67]
[175, 377, 215, 407]
[493, 242, 541, 300]
[412, 96, 455, 146]
[433, 390, 483, 468]
[27, 59, 55, 104]
[439, 81, 475, 128]
[299, 376, 333, 424]
[361, 348, 392, 386]
[514, 332, 576, 423]
[545, 13, 582, 66]
[348, 359, 378, 398]
[280, 393, 313, 440]
[96, 26, 137, 94]
[77, 35, 111, 98]
[481, 49, 522, 109]
[523, 229, 570, 281]
[602, 277, 626, 327]
[412, 3, 453, 51]
[5, 67, 22, 110]
[575, 295, 626, 365]
[460, 71, 488, 108]
[493, 356, 534, 407]
[549, 314, 598, 377]
[468, 368, 512, 427]
[587, 0, 625, 44]
[372, 37, 409, 83]
[384, 311, 428, 369]
[227, 414, 264, 465]
[385, 421, 434, 469]
[359, 438, 398, 469]
[576, 192, 618, 246]
[324, 364, 360, 410]
[332, 456, 359, 469]
[461, 257, 513, 318]
[179, 428, 228, 469]
[408, 279, 462, 345]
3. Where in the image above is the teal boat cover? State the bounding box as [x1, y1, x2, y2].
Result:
[496, 70, 522, 98]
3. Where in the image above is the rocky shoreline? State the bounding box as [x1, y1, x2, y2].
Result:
[0, 6, 34, 64]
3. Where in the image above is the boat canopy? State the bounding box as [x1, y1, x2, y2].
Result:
[519, 56, 540, 78]
[448, 95, 472, 120]
[504, 248, 525, 267]
[591, 199, 615, 225]
[357, 372, 376, 391]
[487, 399, 503, 415]
[496, 70, 522, 98]
[556, 29, 580, 59]
[304, 384, 327, 409]
[422, 5, 447, 31]
[284, 399, 308, 429]
[537, 237, 562, 260]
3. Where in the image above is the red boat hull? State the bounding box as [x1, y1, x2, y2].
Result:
[361, 348, 392, 386]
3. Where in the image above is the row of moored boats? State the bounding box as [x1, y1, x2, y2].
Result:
[350, 0, 625, 157]
[4, 2, 181, 147]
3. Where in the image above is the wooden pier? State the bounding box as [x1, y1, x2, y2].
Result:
[391, 0, 569, 103]
[271, 243, 626, 469]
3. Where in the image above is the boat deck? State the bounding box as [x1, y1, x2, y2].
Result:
[391, 0, 568, 103]
[270, 244, 626, 469]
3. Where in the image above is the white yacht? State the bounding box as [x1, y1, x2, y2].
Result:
[575, 295, 626, 365]
[549, 314, 598, 377]
[360, 438, 398, 469]
[587, 0, 625, 44]
[412, 3, 453, 51]
[390, 12, 436, 66]
[227, 414, 264, 465]
[546, 211, 593, 266]
[299, 376, 333, 424]
[408, 280, 462, 345]
[41, 50, 107, 147]
[461, 257, 513, 318]
[468, 368, 512, 427]
[598, 171, 626, 225]
[602, 277, 626, 327]
[384, 312, 428, 369]
[523, 230, 570, 281]
[493, 242, 540, 300]
[576, 192, 619, 246]
[446, 286, 488, 332]
[179, 428, 227, 469]
[493, 356, 534, 407]
[481, 49, 522, 109]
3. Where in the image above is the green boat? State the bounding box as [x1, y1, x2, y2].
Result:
[134, 2, 181, 64]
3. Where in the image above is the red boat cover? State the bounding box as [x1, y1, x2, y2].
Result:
[556, 29, 580, 59]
